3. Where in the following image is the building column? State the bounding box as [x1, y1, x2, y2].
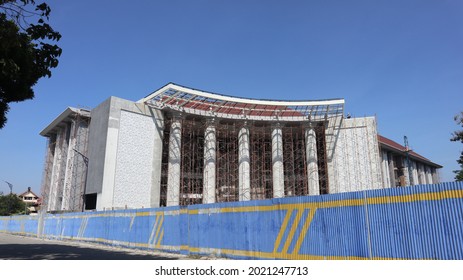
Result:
[417, 163, 424, 184]
[305, 126, 319, 195]
[272, 124, 285, 198]
[411, 161, 419, 186]
[238, 123, 250, 201]
[166, 116, 182, 206]
[388, 152, 396, 187]
[420, 164, 426, 184]
[48, 126, 67, 211]
[425, 166, 433, 184]
[203, 119, 216, 204]
[47, 131, 60, 211]
[431, 168, 439, 184]
[61, 120, 77, 211]
[41, 137, 55, 212]
[381, 150, 390, 189]
[402, 158, 410, 186]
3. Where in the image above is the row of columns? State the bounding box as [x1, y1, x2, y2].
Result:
[166, 117, 320, 206]
[380, 150, 438, 188]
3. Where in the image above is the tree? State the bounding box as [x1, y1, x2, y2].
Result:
[0, 0, 61, 129]
[0, 193, 28, 216]
[451, 112, 463, 181]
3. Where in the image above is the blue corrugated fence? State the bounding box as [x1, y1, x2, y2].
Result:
[1, 182, 462, 259]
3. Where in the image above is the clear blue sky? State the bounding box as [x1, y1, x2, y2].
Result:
[1, 0, 462, 195]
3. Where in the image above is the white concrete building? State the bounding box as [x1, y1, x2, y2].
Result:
[39, 83, 441, 212]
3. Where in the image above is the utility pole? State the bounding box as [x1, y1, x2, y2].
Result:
[4, 181, 13, 215]
[5, 181, 13, 194]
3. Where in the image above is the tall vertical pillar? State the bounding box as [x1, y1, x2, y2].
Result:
[203, 119, 216, 204]
[238, 123, 251, 201]
[272, 124, 285, 198]
[402, 158, 410, 186]
[166, 116, 182, 206]
[47, 130, 61, 211]
[61, 120, 77, 210]
[425, 165, 433, 184]
[305, 126, 319, 195]
[419, 164, 426, 184]
[416, 163, 422, 184]
[411, 161, 419, 186]
[381, 150, 390, 189]
[431, 168, 439, 184]
[388, 153, 396, 187]
[48, 126, 67, 211]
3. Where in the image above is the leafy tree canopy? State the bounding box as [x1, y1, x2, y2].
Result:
[0, 0, 61, 129]
[0, 193, 28, 216]
[451, 112, 463, 181]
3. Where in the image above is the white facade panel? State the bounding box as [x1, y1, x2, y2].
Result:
[113, 110, 157, 209]
[329, 117, 383, 193]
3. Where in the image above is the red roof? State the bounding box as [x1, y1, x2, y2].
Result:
[378, 135, 441, 167]
[160, 96, 305, 118]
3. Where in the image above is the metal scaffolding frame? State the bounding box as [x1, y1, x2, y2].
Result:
[282, 124, 308, 196]
[40, 109, 90, 213]
[179, 118, 205, 206]
[142, 83, 344, 123]
[158, 116, 333, 206]
[150, 83, 345, 206]
[216, 121, 239, 202]
[249, 123, 273, 200]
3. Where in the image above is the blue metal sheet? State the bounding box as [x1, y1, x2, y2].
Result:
[1, 181, 463, 259]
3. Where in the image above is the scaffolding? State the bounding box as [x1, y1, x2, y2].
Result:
[40, 109, 90, 213]
[39, 136, 55, 213]
[179, 118, 205, 206]
[159, 118, 170, 207]
[315, 124, 329, 194]
[158, 115, 333, 205]
[283, 124, 308, 196]
[148, 83, 345, 206]
[216, 121, 239, 202]
[66, 113, 90, 211]
[249, 123, 273, 200]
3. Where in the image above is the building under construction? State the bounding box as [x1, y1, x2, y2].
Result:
[39, 83, 441, 212]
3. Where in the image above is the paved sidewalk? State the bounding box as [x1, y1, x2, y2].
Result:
[0, 232, 200, 260]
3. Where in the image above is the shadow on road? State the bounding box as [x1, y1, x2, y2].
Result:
[0, 244, 179, 260]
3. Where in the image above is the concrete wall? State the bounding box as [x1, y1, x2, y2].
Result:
[86, 98, 111, 196]
[328, 117, 383, 193]
[2, 182, 462, 260]
[85, 97, 164, 210]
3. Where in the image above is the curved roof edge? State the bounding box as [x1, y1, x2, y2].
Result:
[138, 82, 345, 106]
[139, 83, 344, 121]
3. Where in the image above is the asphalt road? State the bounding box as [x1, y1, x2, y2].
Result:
[0, 232, 190, 260]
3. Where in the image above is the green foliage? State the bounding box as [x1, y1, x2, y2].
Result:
[0, 0, 61, 128]
[451, 112, 463, 181]
[0, 193, 28, 216]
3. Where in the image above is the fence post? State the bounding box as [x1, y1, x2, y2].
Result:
[37, 208, 46, 238]
[363, 191, 373, 259]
